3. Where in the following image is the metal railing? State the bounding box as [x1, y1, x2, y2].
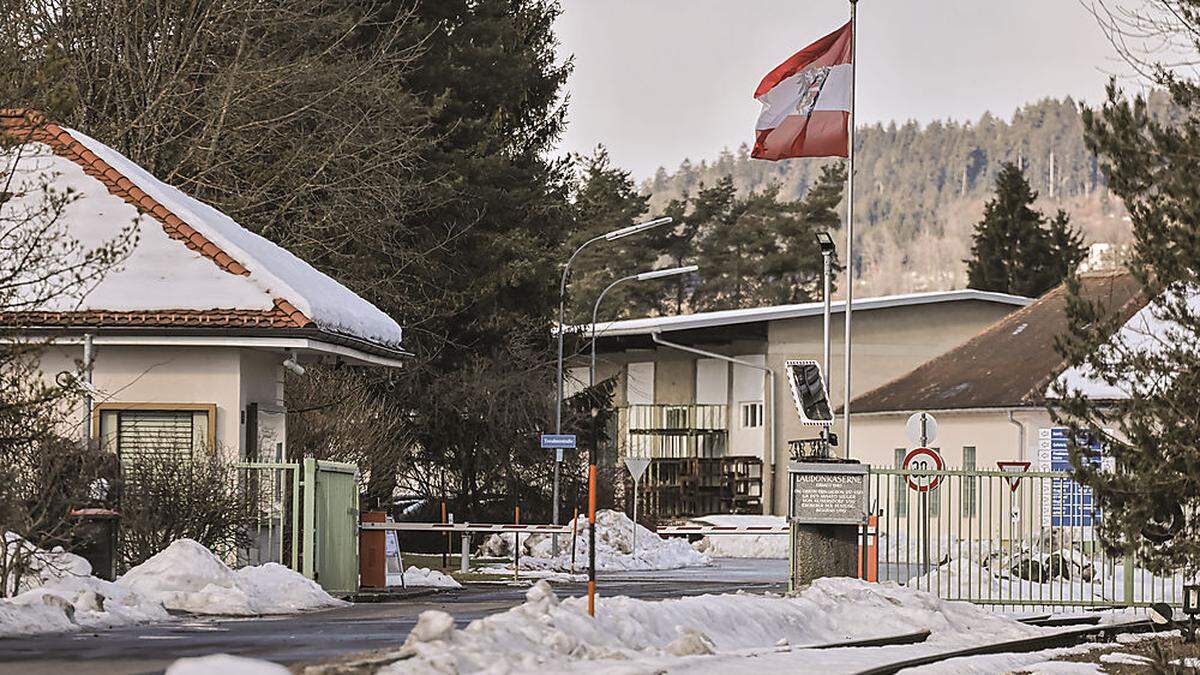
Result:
[233, 462, 300, 570]
[871, 467, 1190, 609]
[620, 404, 728, 458]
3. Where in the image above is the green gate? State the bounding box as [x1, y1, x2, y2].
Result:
[302, 459, 360, 595]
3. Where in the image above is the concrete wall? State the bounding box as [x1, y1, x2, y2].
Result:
[38, 343, 287, 463]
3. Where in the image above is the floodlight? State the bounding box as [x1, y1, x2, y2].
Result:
[816, 231, 836, 254]
[604, 216, 672, 241]
[635, 264, 697, 281]
[786, 359, 834, 426]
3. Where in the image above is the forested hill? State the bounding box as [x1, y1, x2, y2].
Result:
[642, 96, 1145, 296]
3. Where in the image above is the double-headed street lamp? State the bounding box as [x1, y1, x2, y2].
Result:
[585, 263, 698, 617]
[553, 216, 672, 532]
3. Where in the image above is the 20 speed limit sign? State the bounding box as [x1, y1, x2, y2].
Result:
[903, 447, 944, 492]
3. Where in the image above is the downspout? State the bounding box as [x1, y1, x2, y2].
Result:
[650, 331, 777, 514]
[83, 333, 94, 447]
[1007, 410, 1026, 461]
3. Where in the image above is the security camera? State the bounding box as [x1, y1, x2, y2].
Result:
[282, 354, 306, 376]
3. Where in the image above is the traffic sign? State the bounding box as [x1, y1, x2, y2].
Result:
[903, 447, 944, 492]
[905, 412, 939, 446]
[997, 460, 1031, 492]
[624, 457, 652, 483]
[540, 434, 576, 450]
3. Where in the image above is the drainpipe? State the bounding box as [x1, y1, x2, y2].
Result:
[1007, 410, 1026, 461]
[82, 333, 95, 447]
[650, 331, 777, 514]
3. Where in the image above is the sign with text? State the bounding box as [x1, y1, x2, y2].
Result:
[788, 462, 869, 525]
[540, 434, 576, 450]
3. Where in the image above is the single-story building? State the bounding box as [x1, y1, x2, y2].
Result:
[1, 110, 405, 464]
[569, 288, 1032, 516]
[848, 270, 1145, 473]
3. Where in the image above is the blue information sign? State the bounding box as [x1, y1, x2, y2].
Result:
[540, 434, 577, 450]
[1040, 428, 1103, 528]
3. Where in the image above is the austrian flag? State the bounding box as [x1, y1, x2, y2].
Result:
[752, 21, 853, 160]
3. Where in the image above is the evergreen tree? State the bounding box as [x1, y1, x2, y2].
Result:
[1052, 63, 1200, 573]
[966, 163, 1085, 297]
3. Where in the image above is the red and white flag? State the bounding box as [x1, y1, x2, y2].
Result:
[752, 21, 853, 160]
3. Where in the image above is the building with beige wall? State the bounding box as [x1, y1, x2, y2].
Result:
[570, 289, 1031, 516]
[2, 112, 405, 465]
[848, 271, 1145, 535]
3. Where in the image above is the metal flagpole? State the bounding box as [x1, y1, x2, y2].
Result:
[841, 0, 858, 458]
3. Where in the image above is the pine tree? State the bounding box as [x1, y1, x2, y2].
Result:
[966, 163, 1085, 297]
[1051, 70, 1200, 574]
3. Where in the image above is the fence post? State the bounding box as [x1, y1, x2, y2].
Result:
[302, 458, 317, 580]
[1123, 554, 1135, 607]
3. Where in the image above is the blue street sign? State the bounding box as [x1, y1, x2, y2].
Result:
[540, 434, 576, 450]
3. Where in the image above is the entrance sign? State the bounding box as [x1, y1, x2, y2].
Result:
[905, 412, 939, 446]
[997, 460, 1031, 492]
[789, 462, 869, 525]
[903, 447, 944, 492]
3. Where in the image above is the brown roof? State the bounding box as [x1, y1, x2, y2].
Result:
[849, 270, 1147, 413]
[0, 109, 312, 333]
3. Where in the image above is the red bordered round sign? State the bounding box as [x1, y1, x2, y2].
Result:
[903, 447, 944, 492]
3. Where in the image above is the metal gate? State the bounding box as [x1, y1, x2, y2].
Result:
[869, 467, 1190, 609]
[302, 459, 360, 595]
[234, 462, 300, 569]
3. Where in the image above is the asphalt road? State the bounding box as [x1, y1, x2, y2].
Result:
[0, 559, 788, 675]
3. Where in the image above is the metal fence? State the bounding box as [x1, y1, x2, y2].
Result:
[870, 467, 1190, 609]
[234, 462, 300, 569]
[621, 404, 728, 458]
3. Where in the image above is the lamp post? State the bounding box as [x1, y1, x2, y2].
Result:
[586, 264, 698, 617]
[554, 216, 672, 541]
[815, 232, 836, 385]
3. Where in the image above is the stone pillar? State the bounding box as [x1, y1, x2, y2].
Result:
[788, 459, 869, 589]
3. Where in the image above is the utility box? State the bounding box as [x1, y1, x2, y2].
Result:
[788, 459, 869, 588]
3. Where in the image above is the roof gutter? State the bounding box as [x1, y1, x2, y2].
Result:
[1007, 410, 1027, 462]
[650, 330, 778, 515]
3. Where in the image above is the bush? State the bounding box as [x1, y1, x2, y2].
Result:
[117, 453, 256, 569]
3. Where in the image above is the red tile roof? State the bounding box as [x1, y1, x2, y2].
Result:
[1, 109, 313, 332]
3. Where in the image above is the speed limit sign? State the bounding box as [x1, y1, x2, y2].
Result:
[903, 447, 944, 492]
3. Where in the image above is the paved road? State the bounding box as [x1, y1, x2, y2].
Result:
[0, 559, 788, 675]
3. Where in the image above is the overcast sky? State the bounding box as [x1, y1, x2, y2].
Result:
[553, 0, 1128, 180]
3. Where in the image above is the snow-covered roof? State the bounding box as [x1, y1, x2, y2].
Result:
[1050, 286, 1197, 400]
[570, 289, 1032, 338]
[1, 112, 403, 356]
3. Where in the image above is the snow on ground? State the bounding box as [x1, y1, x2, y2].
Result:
[474, 566, 586, 584]
[165, 653, 291, 675]
[404, 567, 463, 589]
[0, 533, 169, 636]
[381, 577, 1044, 674]
[689, 515, 787, 559]
[478, 510, 709, 572]
[118, 539, 346, 615]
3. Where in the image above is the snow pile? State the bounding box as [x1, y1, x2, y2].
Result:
[478, 510, 709, 572]
[689, 515, 787, 559]
[117, 539, 345, 615]
[165, 654, 290, 675]
[383, 577, 1042, 673]
[404, 567, 463, 589]
[0, 533, 169, 637]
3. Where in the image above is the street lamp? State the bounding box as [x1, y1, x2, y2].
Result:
[586, 263, 698, 617]
[553, 216, 672, 536]
[815, 232, 836, 408]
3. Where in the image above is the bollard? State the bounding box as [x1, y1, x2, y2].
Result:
[857, 514, 878, 582]
[461, 532, 471, 573]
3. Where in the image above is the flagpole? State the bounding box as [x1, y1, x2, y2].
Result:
[842, 0, 857, 458]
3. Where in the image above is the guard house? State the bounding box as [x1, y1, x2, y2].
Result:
[568, 289, 1031, 517]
